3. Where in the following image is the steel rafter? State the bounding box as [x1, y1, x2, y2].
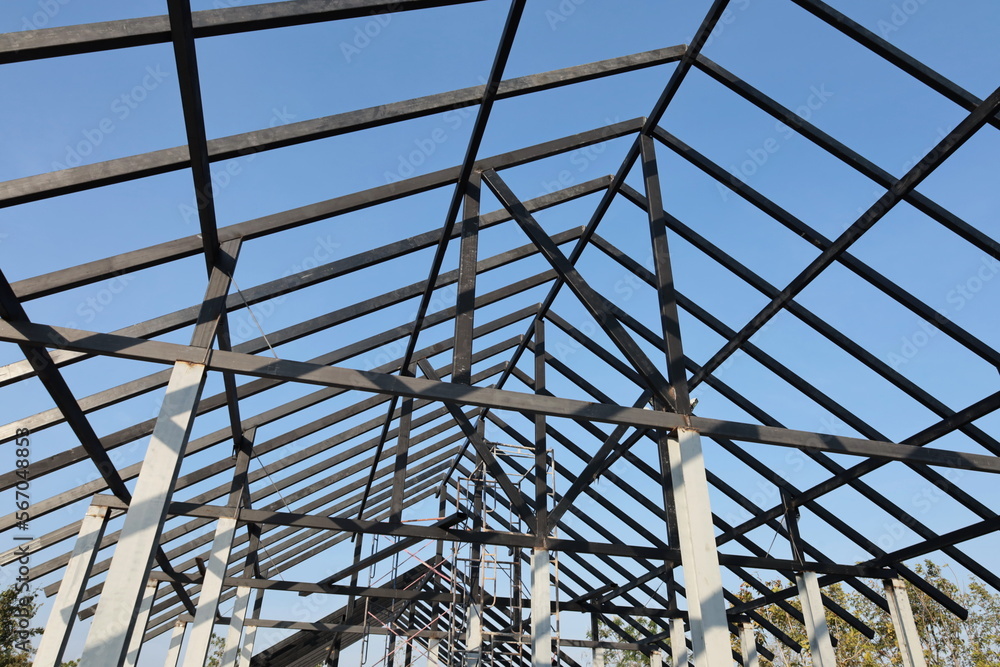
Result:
[3, 0, 999, 663]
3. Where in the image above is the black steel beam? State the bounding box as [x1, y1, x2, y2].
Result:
[7, 332, 515, 570]
[650, 128, 1000, 371]
[0, 176, 599, 393]
[358, 0, 527, 521]
[482, 168, 676, 410]
[0, 48, 678, 209]
[787, 0, 1000, 132]
[417, 358, 536, 531]
[692, 55, 1000, 263]
[587, 229, 993, 613]
[453, 171, 481, 386]
[685, 83, 1000, 389]
[7, 319, 1000, 476]
[0, 0, 486, 63]
[639, 134, 691, 413]
[10, 121, 636, 300]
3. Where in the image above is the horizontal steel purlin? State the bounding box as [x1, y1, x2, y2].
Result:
[3, 319, 1000, 475]
[92, 494, 894, 579]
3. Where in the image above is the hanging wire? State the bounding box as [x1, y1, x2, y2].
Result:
[252, 455, 295, 580]
[257, 540, 285, 583]
[230, 274, 280, 359]
[253, 455, 291, 509]
[764, 515, 787, 559]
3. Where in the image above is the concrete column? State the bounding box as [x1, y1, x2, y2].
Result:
[739, 621, 759, 667]
[669, 617, 688, 667]
[531, 548, 552, 667]
[667, 428, 730, 665]
[650, 649, 662, 667]
[465, 604, 482, 666]
[81, 361, 207, 666]
[164, 620, 187, 667]
[35, 504, 110, 667]
[183, 515, 239, 667]
[240, 625, 259, 667]
[221, 586, 254, 667]
[428, 638, 440, 667]
[240, 588, 264, 667]
[124, 578, 159, 667]
[531, 318, 552, 667]
[884, 578, 927, 667]
[796, 571, 836, 667]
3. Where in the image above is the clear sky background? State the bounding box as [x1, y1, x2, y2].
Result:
[1, 0, 999, 664]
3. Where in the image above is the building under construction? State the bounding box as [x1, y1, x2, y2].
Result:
[1, 0, 999, 665]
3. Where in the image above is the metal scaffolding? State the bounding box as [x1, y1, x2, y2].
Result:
[1, 0, 999, 665]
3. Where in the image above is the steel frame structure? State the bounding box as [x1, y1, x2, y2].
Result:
[1, 0, 999, 665]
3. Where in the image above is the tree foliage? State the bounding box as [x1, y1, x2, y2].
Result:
[744, 560, 1000, 666]
[205, 632, 226, 667]
[0, 585, 41, 667]
[592, 561, 1000, 667]
[0, 583, 167, 667]
[592, 616, 675, 666]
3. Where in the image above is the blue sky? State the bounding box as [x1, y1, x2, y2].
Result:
[1, 0, 999, 664]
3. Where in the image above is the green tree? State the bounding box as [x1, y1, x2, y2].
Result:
[0, 585, 42, 667]
[742, 560, 1000, 666]
[205, 632, 226, 667]
[591, 561, 1000, 667]
[0, 583, 115, 667]
[591, 616, 672, 666]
